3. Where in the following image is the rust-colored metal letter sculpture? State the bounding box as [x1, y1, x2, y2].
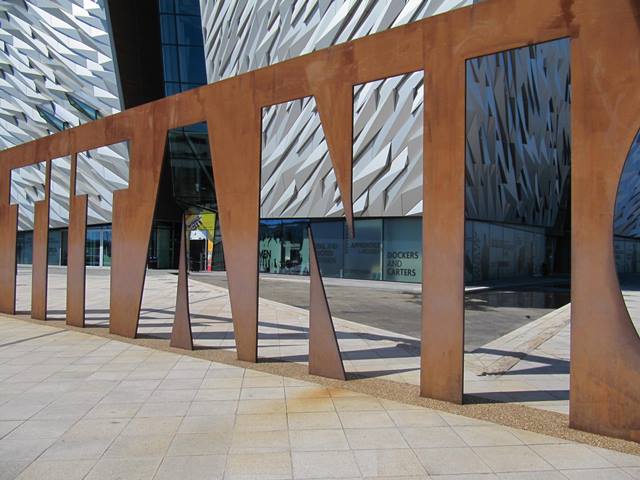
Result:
[0, 0, 638, 443]
[66, 153, 88, 327]
[170, 218, 193, 350]
[308, 227, 346, 380]
[31, 161, 51, 320]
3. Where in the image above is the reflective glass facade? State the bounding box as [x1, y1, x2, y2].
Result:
[159, 0, 207, 95]
[167, 122, 215, 211]
[160, 2, 215, 214]
[259, 218, 424, 284]
[85, 225, 112, 267]
[257, 218, 565, 284]
[16, 231, 33, 265]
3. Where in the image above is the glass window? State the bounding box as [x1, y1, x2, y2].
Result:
[48, 230, 63, 266]
[176, 15, 203, 45]
[259, 221, 283, 273]
[184, 122, 207, 134]
[178, 46, 207, 84]
[181, 83, 204, 92]
[344, 219, 382, 280]
[281, 221, 308, 275]
[259, 220, 310, 275]
[159, 0, 174, 14]
[162, 46, 180, 82]
[85, 228, 101, 266]
[168, 123, 215, 211]
[382, 218, 422, 283]
[17, 231, 33, 265]
[160, 14, 176, 44]
[310, 221, 344, 279]
[164, 82, 181, 96]
[102, 228, 112, 267]
[175, 0, 200, 15]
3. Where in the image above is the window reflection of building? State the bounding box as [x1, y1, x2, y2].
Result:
[345, 219, 383, 281]
[17, 231, 33, 265]
[310, 222, 344, 278]
[259, 220, 309, 275]
[260, 218, 422, 283]
[85, 226, 111, 267]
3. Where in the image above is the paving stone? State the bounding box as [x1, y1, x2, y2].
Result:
[1, 316, 639, 480]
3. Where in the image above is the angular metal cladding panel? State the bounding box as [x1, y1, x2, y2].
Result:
[202, 0, 473, 219]
[0, 0, 128, 229]
[202, 0, 570, 226]
[465, 40, 571, 227]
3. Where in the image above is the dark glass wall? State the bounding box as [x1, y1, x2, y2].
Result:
[167, 122, 216, 211]
[17, 231, 33, 265]
[258, 217, 559, 284]
[160, 1, 215, 213]
[85, 225, 112, 267]
[260, 218, 421, 282]
[107, 0, 165, 108]
[159, 0, 207, 95]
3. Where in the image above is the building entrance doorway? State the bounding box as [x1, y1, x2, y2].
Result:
[189, 238, 206, 271]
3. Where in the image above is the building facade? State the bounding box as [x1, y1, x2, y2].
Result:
[3, 0, 635, 283]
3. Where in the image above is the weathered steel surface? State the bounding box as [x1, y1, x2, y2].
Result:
[66, 154, 88, 327]
[109, 109, 168, 338]
[170, 219, 193, 350]
[205, 76, 261, 362]
[0, 0, 636, 442]
[420, 17, 466, 403]
[0, 202, 17, 315]
[31, 161, 51, 320]
[569, 0, 640, 442]
[308, 227, 346, 380]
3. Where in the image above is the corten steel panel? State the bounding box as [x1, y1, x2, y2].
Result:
[205, 76, 261, 363]
[31, 160, 51, 320]
[569, 0, 640, 442]
[66, 154, 88, 327]
[421, 21, 467, 404]
[313, 82, 354, 235]
[170, 219, 193, 350]
[0, 0, 637, 442]
[308, 227, 346, 380]
[109, 106, 169, 338]
[0, 202, 17, 315]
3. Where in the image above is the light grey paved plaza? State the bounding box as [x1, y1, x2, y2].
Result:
[15, 266, 578, 414]
[2, 316, 640, 480]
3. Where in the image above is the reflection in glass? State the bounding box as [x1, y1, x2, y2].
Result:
[102, 229, 112, 267]
[84, 225, 113, 267]
[85, 228, 101, 267]
[257, 218, 428, 283]
[17, 231, 33, 265]
[47, 230, 67, 266]
[310, 221, 344, 278]
[344, 219, 382, 280]
[159, 0, 207, 94]
[167, 122, 215, 212]
[259, 220, 309, 275]
[383, 218, 422, 282]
